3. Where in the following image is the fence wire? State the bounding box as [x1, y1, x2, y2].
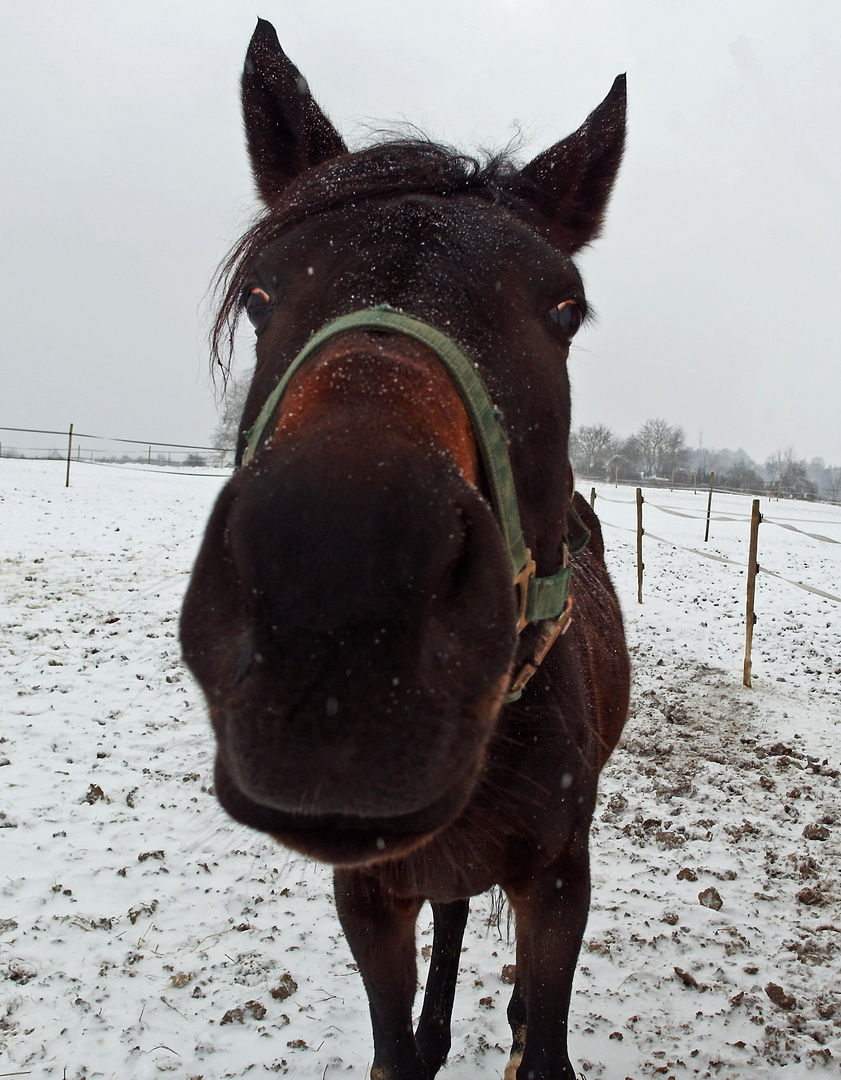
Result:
[0, 425, 222, 452]
[596, 500, 841, 607]
[594, 490, 841, 546]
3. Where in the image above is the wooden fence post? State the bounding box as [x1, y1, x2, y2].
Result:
[590, 486, 597, 509]
[636, 487, 644, 604]
[65, 423, 74, 488]
[743, 499, 762, 688]
[704, 472, 715, 542]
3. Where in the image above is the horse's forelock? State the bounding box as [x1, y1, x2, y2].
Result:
[210, 138, 545, 379]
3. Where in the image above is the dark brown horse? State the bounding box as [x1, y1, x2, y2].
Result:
[181, 19, 630, 1079]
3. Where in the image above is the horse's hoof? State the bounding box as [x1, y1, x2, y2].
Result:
[503, 1051, 522, 1080]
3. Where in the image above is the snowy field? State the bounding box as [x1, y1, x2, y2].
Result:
[1, 458, 839, 1079]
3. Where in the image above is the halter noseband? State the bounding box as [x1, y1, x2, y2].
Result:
[241, 306, 589, 700]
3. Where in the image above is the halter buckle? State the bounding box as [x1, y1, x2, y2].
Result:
[514, 552, 537, 633]
[506, 597, 575, 701]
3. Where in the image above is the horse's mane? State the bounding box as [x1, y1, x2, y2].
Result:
[211, 137, 549, 376]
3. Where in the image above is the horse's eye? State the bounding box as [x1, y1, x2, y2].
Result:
[549, 299, 583, 338]
[245, 287, 271, 331]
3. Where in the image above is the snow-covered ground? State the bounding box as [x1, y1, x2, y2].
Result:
[1, 459, 839, 1079]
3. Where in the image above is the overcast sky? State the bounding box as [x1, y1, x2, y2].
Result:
[2, 1, 839, 465]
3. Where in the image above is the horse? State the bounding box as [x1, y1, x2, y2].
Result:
[181, 19, 630, 1080]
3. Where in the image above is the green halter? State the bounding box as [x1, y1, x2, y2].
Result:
[242, 306, 588, 644]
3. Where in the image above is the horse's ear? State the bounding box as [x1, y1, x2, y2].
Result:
[242, 19, 347, 204]
[522, 75, 626, 253]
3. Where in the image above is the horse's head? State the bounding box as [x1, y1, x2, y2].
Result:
[181, 19, 625, 866]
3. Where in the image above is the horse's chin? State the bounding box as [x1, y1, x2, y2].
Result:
[271, 825, 434, 867]
[213, 753, 478, 867]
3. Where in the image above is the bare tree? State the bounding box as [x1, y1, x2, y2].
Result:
[720, 460, 764, 493]
[663, 425, 688, 475]
[213, 371, 253, 464]
[635, 419, 687, 476]
[570, 423, 617, 476]
[615, 434, 643, 480]
[765, 447, 814, 498]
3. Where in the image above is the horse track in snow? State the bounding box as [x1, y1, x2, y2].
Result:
[1, 462, 839, 1078]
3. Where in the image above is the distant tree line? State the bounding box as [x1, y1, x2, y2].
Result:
[570, 419, 695, 485]
[1, 448, 213, 468]
[570, 420, 841, 503]
[571, 419, 691, 484]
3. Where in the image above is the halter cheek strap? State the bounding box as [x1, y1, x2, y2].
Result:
[242, 305, 590, 699]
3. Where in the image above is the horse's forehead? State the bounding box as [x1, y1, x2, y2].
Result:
[257, 196, 563, 277]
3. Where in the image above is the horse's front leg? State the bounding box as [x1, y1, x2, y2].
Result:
[505, 829, 592, 1080]
[333, 868, 427, 1080]
[415, 899, 469, 1074]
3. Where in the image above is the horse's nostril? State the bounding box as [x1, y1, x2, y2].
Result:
[437, 513, 473, 601]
